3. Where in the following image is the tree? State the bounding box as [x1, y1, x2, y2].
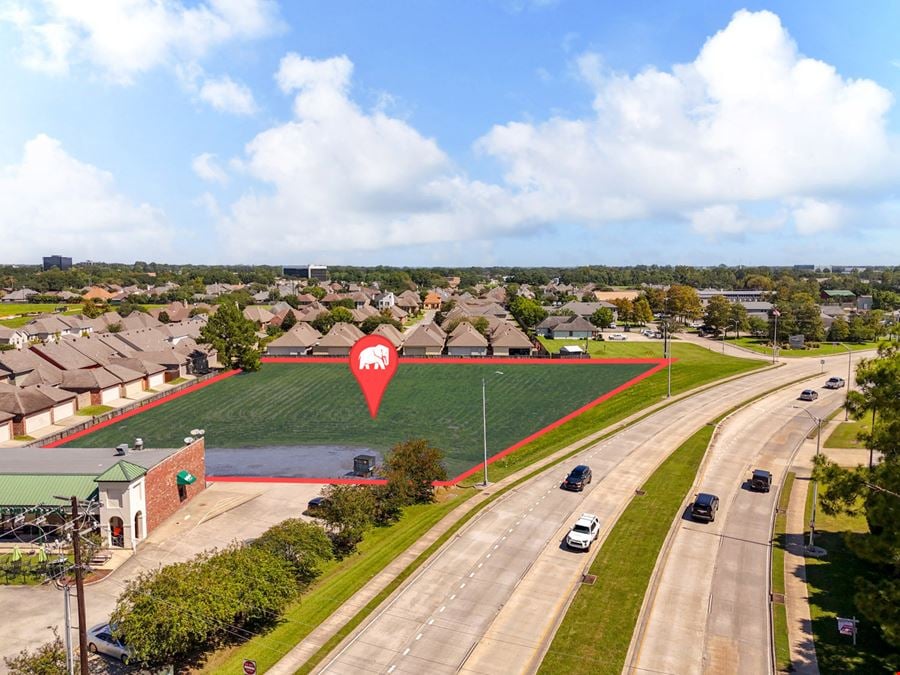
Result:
[281, 310, 297, 331]
[590, 306, 614, 331]
[306, 285, 326, 300]
[640, 287, 667, 313]
[728, 302, 749, 337]
[3, 627, 71, 675]
[252, 519, 333, 588]
[81, 298, 104, 318]
[827, 316, 850, 342]
[633, 297, 653, 325]
[320, 485, 375, 555]
[703, 295, 731, 333]
[360, 314, 401, 334]
[612, 298, 634, 326]
[508, 296, 547, 329]
[157, 310, 171, 324]
[666, 285, 702, 323]
[383, 439, 448, 505]
[118, 299, 147, 317]
[199, 300, 260, 372]
[747, 316, 768, 336]
[330, 306, 354, 323]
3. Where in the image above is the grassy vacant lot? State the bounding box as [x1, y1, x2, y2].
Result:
[538, 424, 714, 674]
[771, 472, 795, 673]
[725, 337, 881, 358]
[0, 303, 76, 316]
[824, 419, 870, 449]
[63, 361, 653, 478]
[804, 488, 899, 672]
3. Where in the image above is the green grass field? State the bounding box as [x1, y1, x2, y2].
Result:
[804, 488, 899, 672]
[824, 419, 870, 449]
[772, 472, 795, 672]
[63, 362, 654, 478]
[725, 337, 882, 358]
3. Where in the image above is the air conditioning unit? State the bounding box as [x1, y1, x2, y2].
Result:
[133, 438, 143, 451]
[115, 444, 128, 456]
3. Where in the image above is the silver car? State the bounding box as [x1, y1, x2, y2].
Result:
[87, 623, 132, 664]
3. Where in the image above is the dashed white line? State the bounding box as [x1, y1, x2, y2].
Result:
[427, 619, 435, 625]
[402, 648, 410, 656]
[416, 633, 423, 641]
[502, 536, 507, 541]
[508, 528, 514, 533]
[450, 594, 457, 600]
[477, 563, 483, 568]
[469, 572, 475, 577]
[388, 666, 396, 673]
[439, 606, 446, 612]
[493, 544, 499, 550]
[486, 553, 492, 559]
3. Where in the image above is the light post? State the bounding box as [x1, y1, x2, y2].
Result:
[482, 371, 504, 487]
[794, 406, 822, 551]
[772, 308, 780, 364]
[833, 342, 852, 422]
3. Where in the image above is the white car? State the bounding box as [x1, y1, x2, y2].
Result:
[566, 513, 600, 550]
[609, 333, 627, 341]
[87, 623, 132, 664]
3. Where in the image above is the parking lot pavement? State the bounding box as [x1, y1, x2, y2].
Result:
[0, 481, 326, 664]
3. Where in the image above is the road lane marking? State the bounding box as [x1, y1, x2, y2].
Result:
[493, 544, 499, 550]
[416, 633, 423, 641]
[439, 606, 446, 612]
[388, 666, 396, 673]
[478, 563, 483, 568]
[460, 583, 466, 588]
[402, 648, 410, 656]
[469, 572, 475, 577]
[428, 619, 434, 625]
[486, 553, 491, 559]
[450, 594, 456, 600]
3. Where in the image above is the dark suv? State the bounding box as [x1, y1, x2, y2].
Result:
[750, 469, 772, 492]
[691, 493, 719, 522]
[562, 465, 592, 491]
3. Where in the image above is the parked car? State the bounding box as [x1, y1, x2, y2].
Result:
[824, 377, 845, 389]
[566, 513, 601, 550]
[799, 389, 819, 401]
[609, 333, 627, 341]
[690, 493, 719, 522]
[562, 465, 592, 491]
[749, 469, 772, 492]
[306, 496, 330, 514]
[652, 331, 664, 339]
[87, 623, 131, 664]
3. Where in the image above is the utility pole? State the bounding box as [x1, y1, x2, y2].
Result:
[70, 497, 89, 675]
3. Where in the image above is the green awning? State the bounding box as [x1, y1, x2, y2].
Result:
[176, 470, 196, 486]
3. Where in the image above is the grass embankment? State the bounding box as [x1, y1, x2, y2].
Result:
[771, 471, 795, 672]
[725, 337, 881, 358]
[824, 419, 870, 449]
[804, 487, 898, 672]
[537, 425, 714, 674]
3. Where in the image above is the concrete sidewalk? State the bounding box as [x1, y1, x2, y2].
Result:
[783, 439, 819, 674]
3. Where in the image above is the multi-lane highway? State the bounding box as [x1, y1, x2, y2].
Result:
[628, 381, 844, 674]
[315, 353, 867, 675]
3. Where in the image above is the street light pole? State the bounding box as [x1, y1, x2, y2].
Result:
[772, 309, 780, 364]
[834, 342, 852, 422]
[795, 407, 822, 550]
[482, 376, 488, 487]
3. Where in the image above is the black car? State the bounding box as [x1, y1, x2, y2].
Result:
[691, 493, 719, 522]
[306, 496, 329, 514]
[749, 469, 772, 492]
[562, 465, 592, 491]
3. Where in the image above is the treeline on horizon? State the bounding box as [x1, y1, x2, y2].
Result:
[1, 262, 899, 298]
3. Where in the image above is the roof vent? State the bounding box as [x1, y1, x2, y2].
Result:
[115, 444, 128, 456]
[133, 438, 143, 451]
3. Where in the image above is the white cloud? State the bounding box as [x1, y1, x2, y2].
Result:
[198, 75, 257, 115]
[214, 11, 897, 260]
[0, 135, 173, 261]
[790, 198, 847, 234]
[478, 9, 896, 233]
[1, 0, 281, 83]
[192, 153, 229, 184]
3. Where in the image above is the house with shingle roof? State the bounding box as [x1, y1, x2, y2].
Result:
[266, 323, 322, 356]
[535, 315, 597, 339]
[0, 382, 77, 436]
[423, 291, 443, 310]
[396, 290, 421, 312]
[489, 324, 534, 357]
[0, 326, 27, 350]
[371, 323, 404, 349]
[0, 288, 38, 303]
[107, 357, 167, 390]
[0, 350, 64, 387]
[446, 322, 489, 357]
[312, 322, 365, 357]
[21, 315, 76, 342]
[401, 323, 445, 356]
[30, 341, 99, 370]
[0, 410, 13, 443]
[243, 305, 275, 327]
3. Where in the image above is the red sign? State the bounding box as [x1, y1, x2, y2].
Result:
[349, 335, 399, 418]
[243, 660, 257, 675]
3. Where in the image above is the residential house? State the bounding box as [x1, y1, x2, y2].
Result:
[401, 323, 445, 357]
[423, 291, 443, 310]
[446, 322, 489, 357]
[107, 357, 167, 390]
[243, 306, 275, 327]
[0, 288, 38, 303]
[0, 411, 12, 443]
[387, 305, 408, 323]
[0, 383, 77, 436]
[0, 350, 64, 386]
[82, 286, 116, 302]
[371, 323, 404, 349]
[60, 368, 124, 407]
[558, 301, 618, 321]
[489, 324, 534, 357]
[31, 341, 100, 371]
[395, 290, 421, 313]
[21, 315, 76, 342]
[312, 322, 365, 357]
[0, 327, 27, 350]
[374, 292, 396, 310]
[266, 324, 322, 357]
[535, 315, 597, 339]
[857, 295, 873, 312]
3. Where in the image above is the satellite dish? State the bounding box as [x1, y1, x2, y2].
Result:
[197, 429, 205, 436]
[190, 428, 200, 436]
[183, 437, 194, 445]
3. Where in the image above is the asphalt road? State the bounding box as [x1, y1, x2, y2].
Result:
[627, 377, 848, 675]
[317, 353, 864, 675]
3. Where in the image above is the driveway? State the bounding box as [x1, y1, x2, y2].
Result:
[0, 481, 326, 665]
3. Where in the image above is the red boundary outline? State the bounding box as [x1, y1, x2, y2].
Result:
[45, 356, 669, 486]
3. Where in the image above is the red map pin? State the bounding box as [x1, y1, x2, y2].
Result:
[349, 334, 399, 418]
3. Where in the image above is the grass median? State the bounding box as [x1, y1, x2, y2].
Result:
[537, 424, 715, 675]
[823, 419, 869, 449]
[724, 337, 881, 358]
[771, 471, 795, 672]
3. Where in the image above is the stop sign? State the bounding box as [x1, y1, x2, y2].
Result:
[243, 660, 257, 675]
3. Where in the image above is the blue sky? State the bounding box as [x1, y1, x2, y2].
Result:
[1, 1, 898, 266]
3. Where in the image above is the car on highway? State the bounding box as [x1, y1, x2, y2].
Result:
[609, 333, 627, 341]
[562, 465, 592, 491]
[690, 493, 719, 522]
[799, 389, 819, 401]
[749, 469, 772, 492]
[87, 623, 131, 664]
[824, 377, 845, 389]
[566, 513, 600, 550]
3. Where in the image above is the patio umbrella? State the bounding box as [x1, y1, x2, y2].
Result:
[9, 546, 21, 562]
[36, 547, 48, 563]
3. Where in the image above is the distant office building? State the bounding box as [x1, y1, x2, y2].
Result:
[283, 264, 328, 281]
[42, 255, 72, 271]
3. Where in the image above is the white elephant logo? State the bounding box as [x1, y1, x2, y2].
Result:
[358, 344, 391, 370]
